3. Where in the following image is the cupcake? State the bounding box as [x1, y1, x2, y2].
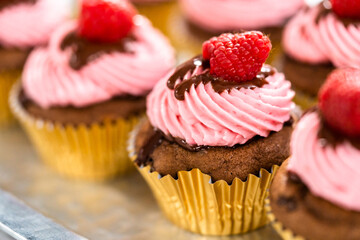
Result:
[268, 68, 360, 240]
[179, 0, 303, 41]
[0, 0, 69, 126]
[281, 0, 360, 105]
[165, 0, 304, 67]
[129, 32, 296, 235]
[10, 0, 175, 180]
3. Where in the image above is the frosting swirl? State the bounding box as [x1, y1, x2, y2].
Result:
[288, 112, 360, 211]
[22, 16, 175, 108]
[147, 60, 294, 147]
[0, 0, 70, 48]
[283, 4, 360, 67]
[180, 0, 304, 31]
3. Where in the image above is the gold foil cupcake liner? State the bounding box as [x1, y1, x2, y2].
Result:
[10, 82, 140, 180]
[128, 122, 279, 236]
[265, 199, 305, 240]
[0, 69, 21, 127]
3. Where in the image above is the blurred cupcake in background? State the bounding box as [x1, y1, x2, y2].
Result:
[10, 0, 175, 180]
[0, 0, 70, 126]
[180, 0, 303, 34]
[281, 0, 360, 108]
[165, 0, 304, 63]
[268, 68, 360, 240]
[129, 32, 296, 235]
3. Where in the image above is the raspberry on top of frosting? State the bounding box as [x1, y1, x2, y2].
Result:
[147, 32, 294, 147]
[283, 0, 360, 67]
[22, 0, 175, 108]
[331, 0, 360, 20]
[78, 0, 137, 43]
[0, 0, 70, 48]
[288, 68, 360, 211]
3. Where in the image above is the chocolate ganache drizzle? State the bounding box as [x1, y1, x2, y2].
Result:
[61, 32, 136, 70]
[0, 0, 36, 11]
[167, 56, 274, 100]
[316, 0, 360, 26]
[318, 116, 360, 150]
[304, 108, 360, 150]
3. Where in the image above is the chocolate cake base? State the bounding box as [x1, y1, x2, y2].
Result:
[282, 56, 334, 96]
[0, 46, 30, 72]
[20, 89, 146, 125]
[135, 119, 293, 184]
[269, 160, 360, 240]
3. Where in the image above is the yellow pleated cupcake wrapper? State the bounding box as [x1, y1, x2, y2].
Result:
[0, 69, 21, 127]
[10, 82, 141, 180]
[265, 199, 305, 240]
[128, 122, 279, 236]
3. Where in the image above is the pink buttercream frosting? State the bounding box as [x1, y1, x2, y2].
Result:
[180, 0, 304, 31]
[288, 111, 360, 211]
[22, 16, 175, 108]
[147, 64, 295, 147]
[283, 4, 360, 67]
[0, 0, 70, 49]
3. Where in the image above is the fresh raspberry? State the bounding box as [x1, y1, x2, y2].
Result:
[319, 68, 360, 137]
[330, 0, 360, 19]
[202, 32, 272, 82]
[78, 0, 137, 43]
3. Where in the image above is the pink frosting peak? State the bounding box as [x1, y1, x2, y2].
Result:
[147, 64, 295, 147]
[0, 0, 70, 48]
[22, 16, 175, 108]
[180, 0, 304, 31]
[283, 4, 360, 67]
[288, 112, 360, 211]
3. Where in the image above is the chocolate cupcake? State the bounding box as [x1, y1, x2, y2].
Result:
[280, 0, 360, 108]
[129, 32, 296, 235]
[10, 0, 175, 180]
[176, 0, 303, 49]
[0, 0, 69, 126]
[268, 68, 360, 240]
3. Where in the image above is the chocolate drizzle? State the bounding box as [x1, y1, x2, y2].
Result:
[318, 115, 360, 150]
[0, 0, 36, 11]
[304, 107, 360, 150]
[315, 0, 360, 27]
[136, 130, 163, 167]
[167, 56, 274, 101]
[60, 31, 136, 70]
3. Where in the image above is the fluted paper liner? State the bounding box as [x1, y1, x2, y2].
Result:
[10, 82, 140, 180]
[265, 199, 305, 240]
[128, 122, 279, 236]
[0, 69, 21, 127]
